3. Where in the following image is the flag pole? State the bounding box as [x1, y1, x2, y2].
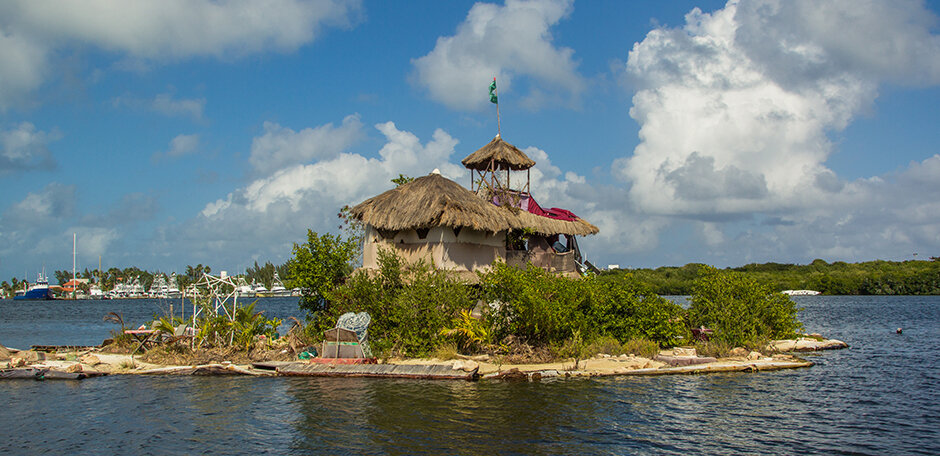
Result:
[494, 77, 501, 136]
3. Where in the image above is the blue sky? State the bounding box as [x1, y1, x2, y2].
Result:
[2, 0, 940, 281]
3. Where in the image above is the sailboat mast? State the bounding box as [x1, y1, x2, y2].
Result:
[72, 232, 76, 300]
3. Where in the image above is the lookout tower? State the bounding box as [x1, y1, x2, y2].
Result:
[461, 134, 535, 197]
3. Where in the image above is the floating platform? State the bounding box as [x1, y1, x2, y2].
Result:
[0, 368, 107, 380]
[620, 359, 813, 376]
[276, 362, 478, 380]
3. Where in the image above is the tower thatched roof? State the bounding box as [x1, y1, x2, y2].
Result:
[461, 135, 536, 171]
[351, 172, 599, 236]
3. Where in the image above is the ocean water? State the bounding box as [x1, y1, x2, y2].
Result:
[0, 296, 937, 455]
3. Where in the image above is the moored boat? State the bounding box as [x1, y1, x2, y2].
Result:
[782, 290, 821, 296]
[13, 272, 54, 300]
[269, 272, 292, 297]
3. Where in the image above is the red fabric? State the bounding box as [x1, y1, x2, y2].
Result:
[544, 207, 578, 221]
[525, 197, 579, 221]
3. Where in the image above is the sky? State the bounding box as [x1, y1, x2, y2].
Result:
[2, 0, 940, 281]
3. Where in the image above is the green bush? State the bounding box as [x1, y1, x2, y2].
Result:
[689, 266, 803, 347]
[479, 262, 688, 348]
[585, 277, 688, 346]
[478, 262, 589, 346]
[620, 338, 661, 359]
[285, 229, 359, 317]
[319, 248, 478, 358]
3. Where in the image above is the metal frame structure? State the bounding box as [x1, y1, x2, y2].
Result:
[189, 272, 243, 345]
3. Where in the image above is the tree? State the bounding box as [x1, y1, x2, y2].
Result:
[286, 230, 359, 317]
[689, 267, 803, 347]
[55, 270, 72, 285]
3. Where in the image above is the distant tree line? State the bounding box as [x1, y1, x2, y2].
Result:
[600, 258, 940, 295]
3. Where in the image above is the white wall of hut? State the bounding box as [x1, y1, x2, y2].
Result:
[362, 225, 505, 273]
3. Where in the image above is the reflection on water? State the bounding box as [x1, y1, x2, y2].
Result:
[0, 296, 937, 455]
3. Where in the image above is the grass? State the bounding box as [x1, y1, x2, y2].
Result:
[430, 342, 460, 361]
[619, 338, 661, 359]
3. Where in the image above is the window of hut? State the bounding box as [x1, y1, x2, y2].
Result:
[416, 228, 430, 239]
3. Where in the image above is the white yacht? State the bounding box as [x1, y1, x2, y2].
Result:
[149, 274, 168, 298]
[252, 280, 269, 296]
[269, 272, 292, 297]
[235, 277, 255, 297]
[166, 273, 182, 298]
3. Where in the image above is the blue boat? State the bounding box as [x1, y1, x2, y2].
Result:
[13, 272, 54, 300]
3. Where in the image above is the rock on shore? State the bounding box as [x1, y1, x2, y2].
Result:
[769, 336, 848, 352]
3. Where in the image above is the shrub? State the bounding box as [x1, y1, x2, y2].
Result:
[320, 248, 478, 358]
[431, 342, 461, 361]
[479, 262, 689, 349]
[478, 262, 589, 347]
[689, 266, 803, 347]
[440, 309, 492, 351]
[693, 339, 736, 358]
[584, 335, 624, 356]
[286, 230, 359, 317]
[584, 277, 689, 346]
[620, 338, 661, 359]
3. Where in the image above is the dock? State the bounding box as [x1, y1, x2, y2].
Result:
[275, 361, 479, 380]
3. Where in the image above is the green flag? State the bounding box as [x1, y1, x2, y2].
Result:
[489, 78, 498, 104]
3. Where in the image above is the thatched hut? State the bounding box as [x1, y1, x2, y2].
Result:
[351, 136, 598, 279]
[352, 171, 516, 280]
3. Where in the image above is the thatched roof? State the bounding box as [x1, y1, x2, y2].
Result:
[351, 172, 520, 233]
[351, 172, 599, 236]
[461, 135, 536, 171]
[516, 210, 599, 236]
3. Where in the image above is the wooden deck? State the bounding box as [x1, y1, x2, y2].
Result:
[276, 362, 479, 380]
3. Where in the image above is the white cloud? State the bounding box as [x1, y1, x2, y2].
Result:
[167, 134, 200, 157]
[0, 0, 363, 109]
[596, 0, 940, 266]
[249, 115, 364, 175]
[0, 186, 164, 275]
[7, 183, 76, 222]
[152, 94, 206, 120]
[616, 0, 940, 219]
[0, 27, 48, 111]
[151, 134, 200, 162]
[66, 226, 120, 260]
[187, 121, 465, 265]
[412, 0, 584, 111]
[734, 0, 940, 88]
[0, 122, 60, 173]
[111, 93, 207, 121]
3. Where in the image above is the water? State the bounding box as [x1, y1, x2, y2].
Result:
[1, 296, 938, 455]
[0, 297, 304, 349]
